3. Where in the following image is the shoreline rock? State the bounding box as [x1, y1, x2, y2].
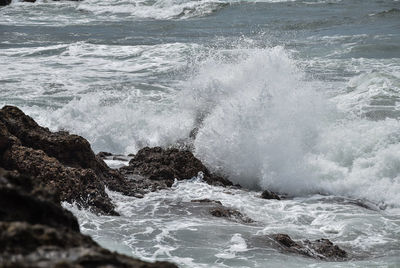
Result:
[260, 189, 281, 200]
[209, 206, 255, 224]
[0, 105, 120, 215]
[0, 105, 353, 265]
[0, 169, 178, 267]
[1, 106, 233, 215]
[271, 233, 348, 261]
[121, 146, 234, 187]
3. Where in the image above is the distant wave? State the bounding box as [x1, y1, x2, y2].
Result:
[77, 0, 231, 20]
[370, 8, 400, 17]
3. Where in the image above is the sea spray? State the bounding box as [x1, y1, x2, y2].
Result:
[182, 46, 400, 208]
[187, 46, 334, 192]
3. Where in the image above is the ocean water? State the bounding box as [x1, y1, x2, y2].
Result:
[1, 0, 400, 267]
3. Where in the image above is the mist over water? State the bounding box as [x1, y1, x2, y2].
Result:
[2, 0, 400, 266]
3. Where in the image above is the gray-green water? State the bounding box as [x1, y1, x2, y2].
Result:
[1, 0, 400, 267]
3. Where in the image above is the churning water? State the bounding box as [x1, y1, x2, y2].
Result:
[1, 0, 400, 266]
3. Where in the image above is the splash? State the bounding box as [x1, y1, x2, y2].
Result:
[186, 46, 334, 192]
[179, 46, 400, 207]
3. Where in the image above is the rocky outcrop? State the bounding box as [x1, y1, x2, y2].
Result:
[0, 0, 11, 6]
[0, 106, 121, 215]
[209, 207, 254, 224]
[0, 169, 178, 267]
[191, 199, 222, 205]
[260, 190, 281, 200]
[0, 106, 234, 214]
[0, 105, 106, 173]
[271, 233, 348, 261]
[121, 146, 233, 187]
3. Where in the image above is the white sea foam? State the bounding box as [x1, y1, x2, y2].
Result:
[78, 0, 229, 20]
[64, 180, 400, 267]
[9, 43, 400, 208]
[171, 46, 400, 208]
[1, 42, 197, 153]
[1, 0, 299, 25]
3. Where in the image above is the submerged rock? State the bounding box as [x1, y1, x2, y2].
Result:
[122, 146, 233, 187]
[209, 207, 254, 224]
[260, 190, 281, 200]
[271, 233, 348, 261]
[97, 151, 113, 159]
[191, 199, 222, 205]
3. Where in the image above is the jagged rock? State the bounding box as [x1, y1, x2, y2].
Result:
[2, 145, 118, 215]
[1, 245, 177, 268]
[0, 106, 126, 215]
[191, 199, 222, 205]
[1, 106, 234, 214]
[209, 207, 254, 224]
[122, 146, 233, 187]
[0, 0, 11, 6]
[0, 221, 177, 268]
[97, 151, 112, 159]
[0, 182, 79, 231]
[271, 233, 348, 261]
[0, 171, 178, 268]
[261, 190, 281, 200]
[0, 106, 107, 173]
[0, 222, 95, 255]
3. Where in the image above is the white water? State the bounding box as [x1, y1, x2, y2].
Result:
[5, 43, 400, 208]
[2, 1, 400, 265]
[2, 0, 298, 23]
[64, 178, 400, 267]
[179, 46, 400, 208]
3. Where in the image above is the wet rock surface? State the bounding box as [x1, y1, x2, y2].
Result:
[0, 106, 234, 215]
[0, 169, 178, 267]
[271, 233, 348, 261]
[0, 105, 235, 266]
[0, 0, 11, 6]
[122, 146, 233, 187]
[209, 206, 254, 224]
[260, 189, 281, 200]
[0, 106, 120, 215]
[191, 199, 222, 205]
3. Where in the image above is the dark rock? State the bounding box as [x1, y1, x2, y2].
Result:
[1, 245, 177, 268]
[271, 233, 348, 261]
[272, 233, 299, 248]
[2, 144, 118, 215]
[0, 106, 127, 215]
[97, 151, 113, 159]
[112, 155, 129, 161]
[0, 105, 234, 214]
[191, 199, 222, 205]
[304, 238, 348, 260]
[0, 222, 95, 255]
[0, 167, 178, 267]
[0, 0, 11, 6]
[0, 180, 80, 232]
[0, 106, 107, 174]
[122, 146, 233, 187]
[209, 207, 254, 224]
[261, 190, 281, 200]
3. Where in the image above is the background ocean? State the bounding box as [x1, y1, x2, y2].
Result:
[1, 0, 400, 267]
